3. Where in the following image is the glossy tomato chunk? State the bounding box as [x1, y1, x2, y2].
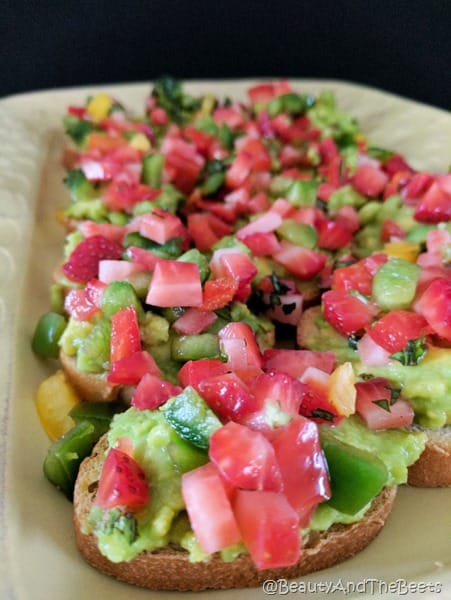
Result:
[110, 306, 141, 363]
[355, 378, 414, 429]
[322, 290, 377, 336]
[233, 490, 300, 570]
[182, 462, 241, 554]
[209, 422, 283, 491]
[146, 260, 203, 307]
[131, 373, 181, 410]
[199, 373, 258, 421]
[416, 278, 451, 342]
[368, 310, 429, 353]
[108, 350, 161, 385]
[272, 417, 330, 523]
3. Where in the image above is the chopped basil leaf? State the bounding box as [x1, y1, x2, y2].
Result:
[390, 337, 427, 366]
[373, 399, 391, 412]
[310, 408, 336, 422]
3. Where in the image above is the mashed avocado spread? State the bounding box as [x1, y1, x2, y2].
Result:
[358, 347, 451, 428]
[85, 407, 426, 563]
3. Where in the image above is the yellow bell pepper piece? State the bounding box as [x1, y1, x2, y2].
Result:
[129, 132, 151, 153]
[328, 362, 356, 417]
[35, 370, 81, 440]
[382, 241, 420, 262]
[86, 93, 112, 122]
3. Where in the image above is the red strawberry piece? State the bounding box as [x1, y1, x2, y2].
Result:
[62, 235, 123, 283]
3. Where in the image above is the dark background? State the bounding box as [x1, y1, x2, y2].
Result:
[2, 0, 450, 110]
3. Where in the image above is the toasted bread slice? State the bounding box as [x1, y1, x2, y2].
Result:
[297, 308, 451, 489]
[407, 426, 451, 487]
[60, 351, 118, 403]
[73, 436, 397, 592]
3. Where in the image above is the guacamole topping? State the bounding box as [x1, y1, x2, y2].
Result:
[358, 347, 451, 428]
[86, 408, 426, 563]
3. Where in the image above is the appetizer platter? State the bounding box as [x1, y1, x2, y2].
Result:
[0, 79, 450, 599]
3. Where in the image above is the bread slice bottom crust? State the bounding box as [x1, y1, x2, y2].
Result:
[407, 425, 451, 487]
[73, 439, 397, 592]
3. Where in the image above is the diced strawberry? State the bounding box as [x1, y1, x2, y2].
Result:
[368, 310, 429, 353]
[131, 373, 181, 410]
[108, 350, 161, 385]
[322, 290, 377, 336]
[62, 235, 123, 283]
[172, 308, 217, 335]
[352, 164, 388, 197]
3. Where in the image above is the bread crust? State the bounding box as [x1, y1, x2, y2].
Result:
[60, 351, 118, 403]
[407, 426, 451, 487]
[73, 437, 397, 592]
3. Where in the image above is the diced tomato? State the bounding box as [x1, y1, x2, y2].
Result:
[262, 349, 336, 378]
[248, 80, 292, 104]
[149, 106, 168, 125]
[273, 241, 327, 280]
[381, 218, 405, 242]
[131, 373, 181, 410]
[322, 290, 377, 336]
[161, 137, 205, 193]
[94, 448, 149, 510]
[233, 490, 300, 570]
[210, 249, 257, 300]
[363, 253, 389, 276]
[355, 378, 414, 429]
[298, 367, 342, 425]
[272, 416, 330, 522]
[414, 181, 451, 223]
[357, 333, 393, 367]
[209, 422, 283, 491]
[213, 105, 246, 130]
[270, 197, 293, 217]
[247, 191, 271, 214]
[332, 262, 373, 295]
[183, 125, 216, 156]
[225, 152, 254, 189]
[224, 187, 250, 212]
[335, 205, 360, 233]
[78, 221, 126, 244]
[316, 219, 352, 250]
[352, 164, 388, 197]
[172, 308, 217, 335]
[402, 172, 433, 201]
[182, 462, 241, 554]
[251, 371, 306, 417]
[236, 210, 282, 239]
[64, 288, 100, 321]
[125, 246, 161, 271]
[85, 279, 107, 308]
[139, 208, 185, 244]
[218, 322, 263, 369]
[319, 137, 339, 164]
[108, 350, 160, 385]
[416, 278, 451, 341]
[368, 310, 429, 353]
[199, 372, 258, 421]
[98, 259, 142, 284]
[187, 213, 221, 251]
[241, 232, 282, 256]
[86, 132, 128, 153]
[110, 306, 141, 363]
[200, 277, 238, 311]
[383, 153, 415, 177]
[177, 359, 228, 389]
[103, 181, 160, 212]
[146, 260, 202, 307]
